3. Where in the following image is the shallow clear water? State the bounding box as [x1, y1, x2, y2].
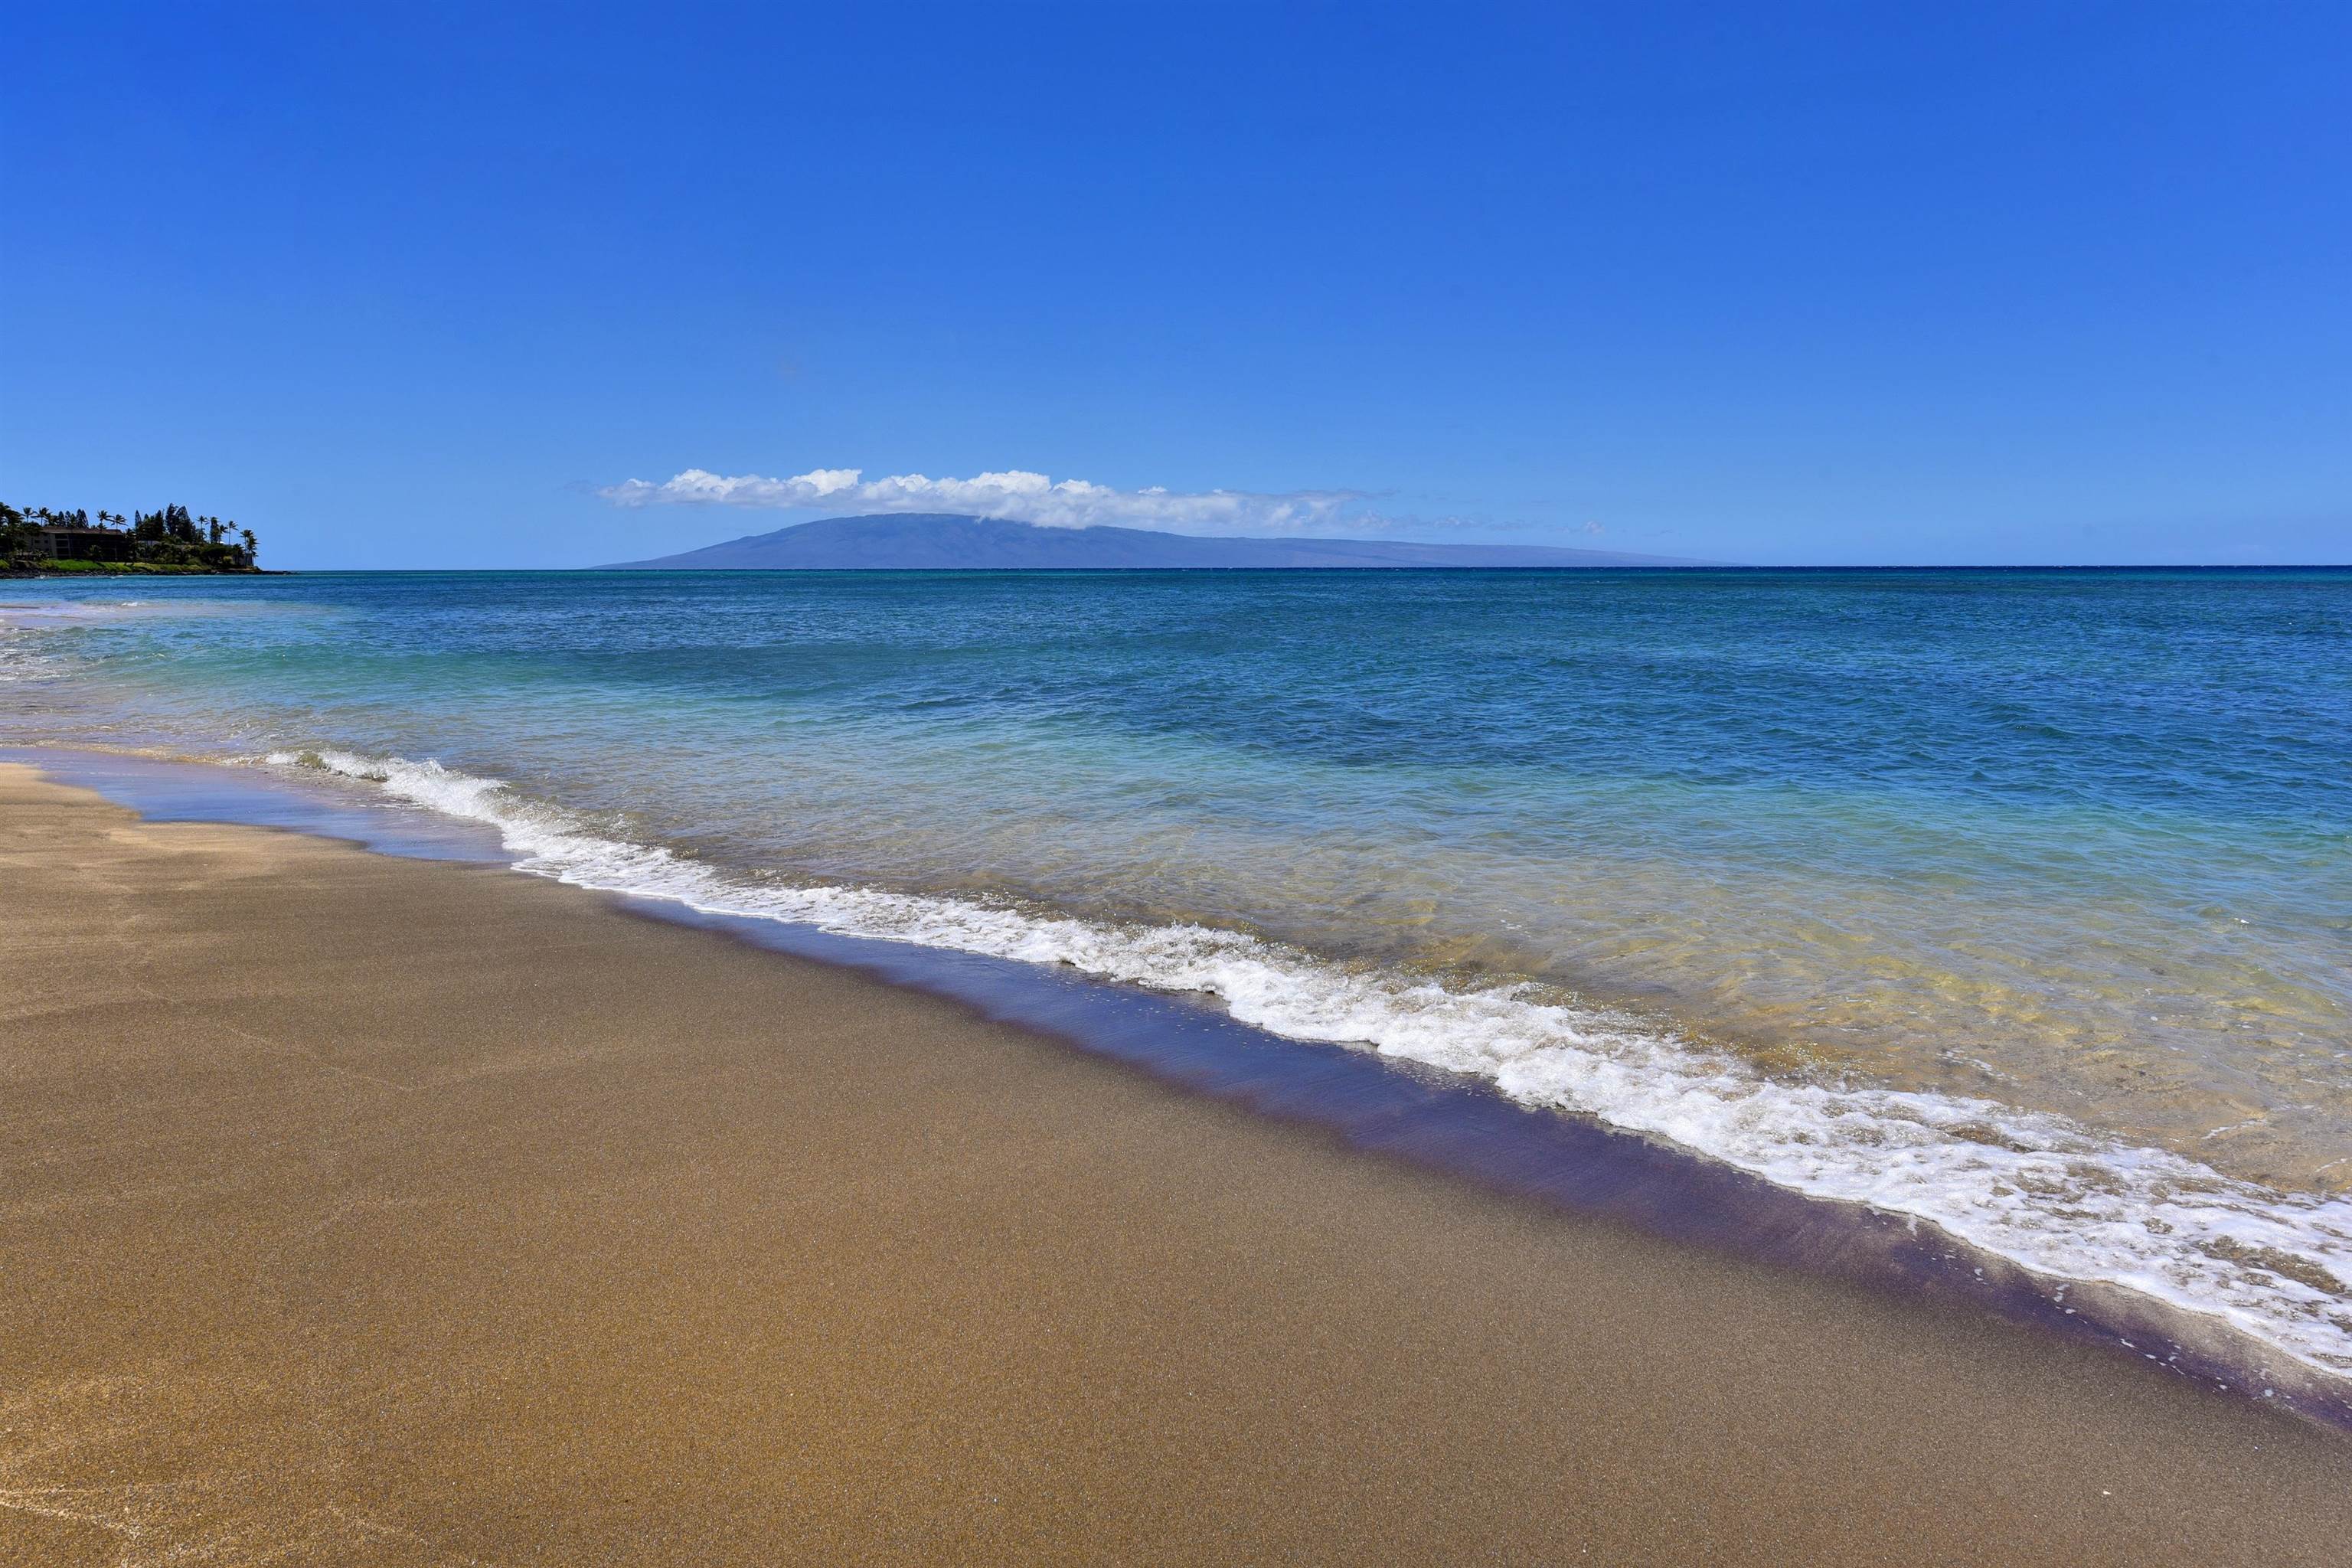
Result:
[7, 568, 2350, 1378]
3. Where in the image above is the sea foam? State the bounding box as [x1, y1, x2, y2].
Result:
[267, 746, 2352, 1388]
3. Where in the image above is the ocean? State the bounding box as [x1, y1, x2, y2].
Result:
[6, 566, 2349, 1393]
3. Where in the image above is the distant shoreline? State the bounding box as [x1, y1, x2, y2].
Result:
[2, 565, 286, 579]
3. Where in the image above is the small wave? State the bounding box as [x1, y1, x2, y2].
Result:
[0, 626, 61, 683]
[0, 599, 150, 623]
[265, 746, 2352, 1385]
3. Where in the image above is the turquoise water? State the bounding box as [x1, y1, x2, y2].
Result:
[7, 568, 2350, 1380]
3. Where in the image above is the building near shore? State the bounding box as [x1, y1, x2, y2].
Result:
[32, 523, 138, 563]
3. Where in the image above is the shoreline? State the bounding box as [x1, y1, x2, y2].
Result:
[3, 760, 2347, 1563]
[17, 742, 2352, 1432]
[22, 739, 2352, 1428]
[2, 567, 282, 578]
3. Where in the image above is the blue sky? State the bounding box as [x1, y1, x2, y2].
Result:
[6, 2, 2347, 567]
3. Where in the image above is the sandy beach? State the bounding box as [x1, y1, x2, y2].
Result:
[3, 760, 2347, 1565]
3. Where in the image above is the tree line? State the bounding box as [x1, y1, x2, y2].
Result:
[1, 501, 260, 570]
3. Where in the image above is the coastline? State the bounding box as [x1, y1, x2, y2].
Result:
[24, 743, 2352, 1427]
[4, 761, 2347, 1563]
[2, 567, 278, 578]
[36, 727, 2341, 1410]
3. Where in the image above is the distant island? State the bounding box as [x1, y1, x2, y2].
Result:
[604, 513, 1712, 570]
[2, 502, 261, 574]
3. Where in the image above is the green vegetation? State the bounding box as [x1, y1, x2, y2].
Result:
[2, 502, 261, 573]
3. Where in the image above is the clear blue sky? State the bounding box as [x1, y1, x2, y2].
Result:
[6, 2, 2347, 567]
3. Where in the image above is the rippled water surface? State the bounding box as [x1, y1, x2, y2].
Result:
[8, 568, 2350, 1378]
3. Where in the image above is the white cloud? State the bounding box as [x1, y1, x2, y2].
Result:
[599, 466, 1367, 534]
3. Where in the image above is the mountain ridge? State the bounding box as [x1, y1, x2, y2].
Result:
[602, 513, 1713, 570]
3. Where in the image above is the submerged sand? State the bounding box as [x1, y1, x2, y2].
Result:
[2, 762, 2346, 1564]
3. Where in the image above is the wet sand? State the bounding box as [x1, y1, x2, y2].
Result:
[2, 762, 2346, 1565]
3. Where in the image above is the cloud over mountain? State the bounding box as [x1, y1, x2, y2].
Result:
[599, 467, 1365, 534]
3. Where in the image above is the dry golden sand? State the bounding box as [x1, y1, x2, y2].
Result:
[2, 763, 2347, 1566]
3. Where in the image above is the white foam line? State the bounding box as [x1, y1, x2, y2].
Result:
[266, 746, 2352, 1381]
